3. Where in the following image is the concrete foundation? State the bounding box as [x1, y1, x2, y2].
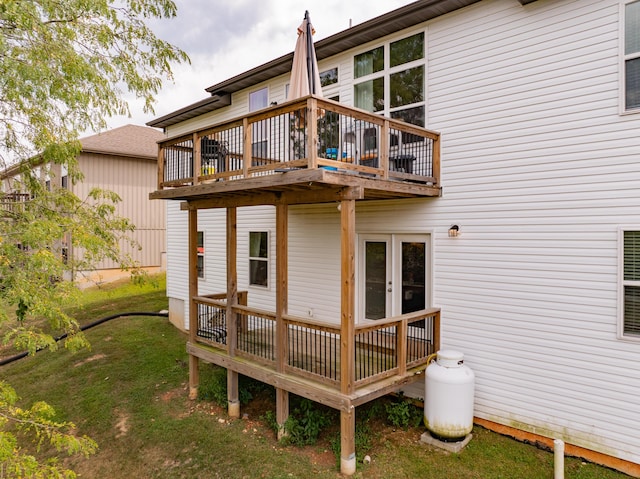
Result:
[420, 430, 473, 453]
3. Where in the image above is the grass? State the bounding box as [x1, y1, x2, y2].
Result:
[1, 275, 633, 478]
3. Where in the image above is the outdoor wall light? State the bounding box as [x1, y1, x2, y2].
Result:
[448, 225, 460, 237]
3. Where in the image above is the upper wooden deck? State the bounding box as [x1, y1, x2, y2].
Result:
[150, 96, 441, 207]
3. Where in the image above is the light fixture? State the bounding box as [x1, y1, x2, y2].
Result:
[448, 225, 460, 237]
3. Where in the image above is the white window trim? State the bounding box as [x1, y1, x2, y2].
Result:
[617, 226, 640, 341]
[620, 0, 640, 115]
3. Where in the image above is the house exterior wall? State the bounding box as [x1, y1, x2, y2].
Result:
[162, 0, 640, 468]
[73, 152, 166, 271]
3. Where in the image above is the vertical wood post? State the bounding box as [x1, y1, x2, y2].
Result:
[398, 319, 407, 376]
[226, 207, 240, 418]
[243, 118, 251, 178]
[433, 310, 441, 354]
[157, 144, 165, 190]
[275, 203, 289, 437]
[432, 133, 441, 185]
[340, 198, 356, 395]
[340, 407, 356, 475]
[380, 119, 390, 180]
[307, 97, 318, 169]
[193, 133, 201, 185]
[188, 206, 199, 400]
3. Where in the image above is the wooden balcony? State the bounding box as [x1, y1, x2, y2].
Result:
[153, 96, 443, 475]
[0, 192, 30, 214]
[150, 95, 441, 207]
[192, 293, 440, 409]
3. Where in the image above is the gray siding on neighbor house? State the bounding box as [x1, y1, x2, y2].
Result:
[74, 152, 165, 270]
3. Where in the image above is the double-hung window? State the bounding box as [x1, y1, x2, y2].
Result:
[620, 229, 640, 339]
[197, 231, 205, 279]
[625, 0, 640, 111]
[249, 231, 269, 287]
[354, 32, 425, 128]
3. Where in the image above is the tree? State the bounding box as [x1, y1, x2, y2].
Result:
[0, 1, 188, 476]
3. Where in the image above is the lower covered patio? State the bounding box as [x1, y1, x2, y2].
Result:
[183, 195, 440, 476]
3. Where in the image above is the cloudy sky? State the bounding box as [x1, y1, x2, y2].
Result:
[107, 0, 416, 130]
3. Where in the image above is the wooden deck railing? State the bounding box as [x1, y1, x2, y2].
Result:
[0, 192, 30, 214]
[193, 293, 440, 391]
[157, 95, 440, 190]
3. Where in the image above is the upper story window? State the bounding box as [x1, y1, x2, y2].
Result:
[620, 229, 640, 339]
[249, 87, 269, 158]
[354, 32, 425, 127]
[625, 0, 640, 111]
[320, 67, 338, 87]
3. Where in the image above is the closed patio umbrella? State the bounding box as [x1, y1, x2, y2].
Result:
[287, 11, 322, 101]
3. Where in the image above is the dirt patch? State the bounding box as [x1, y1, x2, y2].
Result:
[73, 353, 106, 367]
[114, 409, 130, 438]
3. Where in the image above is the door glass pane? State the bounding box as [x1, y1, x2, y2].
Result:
[365, 241, 387, 319]
[401, 242, 425, 314]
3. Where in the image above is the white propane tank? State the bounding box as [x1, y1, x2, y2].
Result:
[424, 350, 475, 440]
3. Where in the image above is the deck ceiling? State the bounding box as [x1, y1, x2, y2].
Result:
[149, 169, 441, 209]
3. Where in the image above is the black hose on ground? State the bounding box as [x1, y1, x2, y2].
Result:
[0, 311, 169, 367]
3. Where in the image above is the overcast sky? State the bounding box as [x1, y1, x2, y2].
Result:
[106, 0, 416, 131]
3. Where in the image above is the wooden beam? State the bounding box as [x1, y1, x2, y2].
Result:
[179, 186, 365, 210]
[340, 199, 356, 396]
[188, 207, 199, 399]
[432, 134, 441, 186]
[380, 119, 390, 181]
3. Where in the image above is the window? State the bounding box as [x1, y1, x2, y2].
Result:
[249, 231, 268, 287]
[249, 88, 269, 158]
[197, 231, 204, 279]
[61, 175, 68, 189]
[625, 0, 640, 111]
[621, 229, 640, 338]
[354, 32, 425, 125]
[319, 67, 338, 87]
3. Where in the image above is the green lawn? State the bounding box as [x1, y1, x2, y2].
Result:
[1, 275, 632, 478]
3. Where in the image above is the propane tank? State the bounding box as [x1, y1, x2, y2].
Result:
[424, 350, 475, 440]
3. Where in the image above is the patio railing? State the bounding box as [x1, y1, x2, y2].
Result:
[193, 293, 440, 391]
[157, 96, 440, 190]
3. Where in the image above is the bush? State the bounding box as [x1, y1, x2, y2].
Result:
[385, 396, 423, 430]
[264, 397, 333, 446]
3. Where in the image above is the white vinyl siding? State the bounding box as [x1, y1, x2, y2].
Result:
[426, 0, 640, 465]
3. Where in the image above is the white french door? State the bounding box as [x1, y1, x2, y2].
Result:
[359, 234, 430, 322]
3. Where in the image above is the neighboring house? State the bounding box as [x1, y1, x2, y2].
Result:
[147, 0, 640, 476]
[0, 124, 166, 284]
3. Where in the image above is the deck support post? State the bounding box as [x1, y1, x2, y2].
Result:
[340, 406, 356, 476]
[188, 206, 199, 399]
[340, 198, 356, 475]
[227, 207, 239, 417]
[275, 203, 290, 437]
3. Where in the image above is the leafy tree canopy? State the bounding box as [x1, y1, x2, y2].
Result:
[0, 1, 188, 477]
